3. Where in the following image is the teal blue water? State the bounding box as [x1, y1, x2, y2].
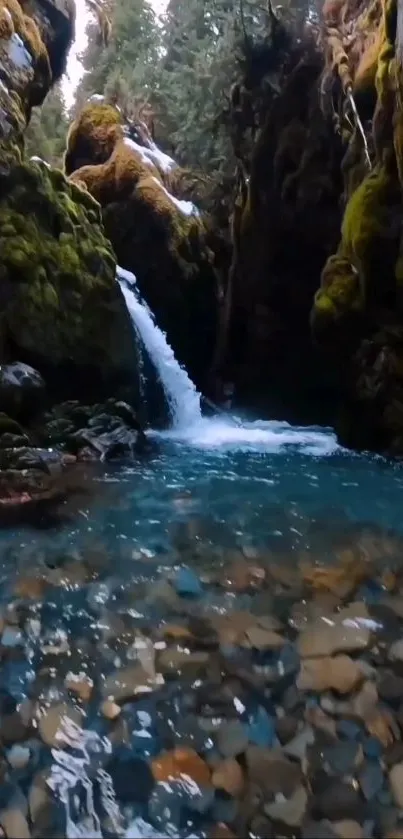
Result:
[1, 423, 402, 570]
[0, 422, 403, 838]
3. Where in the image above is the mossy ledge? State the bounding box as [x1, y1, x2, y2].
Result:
[0, 156, 139, 402]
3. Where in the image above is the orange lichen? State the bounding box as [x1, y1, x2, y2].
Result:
[64, 103, 125, 175]
[69, 137, 162, 205]
[0, 0, 52, 108]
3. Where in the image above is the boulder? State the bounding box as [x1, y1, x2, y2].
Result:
[65, 102, 220, 390]
[0, 157, 140, 402]
[0, 362, 45, 419]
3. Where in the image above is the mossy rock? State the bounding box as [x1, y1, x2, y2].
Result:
[64, 102, 124, 176]
[312, 164, 402, 338]
[65, 102, 219, 389]
[0, 156, 140, 401]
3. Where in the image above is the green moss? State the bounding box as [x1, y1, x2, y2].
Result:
[64, 103, 123, 176]
[312, 163, 401, 333]
[0, 157, 138, 380]
[312, 252, 362, 332]
[65, 103, 219, 384]
[341, 164, 395, 277]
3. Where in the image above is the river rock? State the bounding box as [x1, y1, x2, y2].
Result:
[389, 763, 403, 807]
[298, 603, 372, 657]
[242, 625, 286, 650]
[331, 821, 363, 839]
[217, 720, 249, 758]
[297, 655, 364, 693]
[264, 784, 307, 827]
[152, 747, 211, 786]
[0, 363, 46, 421]
[37, 702, 83, 747]
[388, 639, 403, 662]
[212, 758, 245, 796]
[0, 807, 30, 838]
[7, 745, 30, 771]
[313, 780, 366, 821]
[283, 725, 315, 762]
[102, 663, 163, 703]
[157, 648, 209, 677]
[101, 700, 121, 720]
[245, 746, 302, 796]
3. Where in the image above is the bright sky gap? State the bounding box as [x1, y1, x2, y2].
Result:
[63, 0, 168, 109]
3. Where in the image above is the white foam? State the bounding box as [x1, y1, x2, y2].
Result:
[157, 416, 339, 455]
[125, 817, 200, 838]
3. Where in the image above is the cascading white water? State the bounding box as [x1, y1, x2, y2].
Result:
[117, 266, 339, 455]
[117, 266, 202, 429]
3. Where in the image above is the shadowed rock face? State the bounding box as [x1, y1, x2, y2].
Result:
[0, 0, 145, 470]
[217, 0, 403, 454]
[0, 0, 75, 144]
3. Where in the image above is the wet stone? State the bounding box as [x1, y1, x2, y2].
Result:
[275, 714, 301, 744]
[331, 822, 364, 839]
[264, 784, 308, 827]
[358, 761, 384, 800]
[378, 672, 403, 704]
[0, 808, 30, 838]
[297, 655, 364, 694]
[1, 627, 23, 648]
[283, 724, 315, 762]
[0, 711, 31, 745]
[157, 648, 209, 677]
[106, 755, 154, 803]
[37, 701, 82, 747]
[247, 706, 276, 747]
[389, 763, 403, 807]
[6, 744, 30, 771]
[212, 757, 244, 796]
[302, 822, 339, 839]
[245, 746, 302, 797]
[313, 780, 367, 822]
[322, 740, 362, 775]
[216, 719, 249, 758]
[102, 662, 162, 702]
[298, 603, 372, 657]
[173, 567, 203, 597]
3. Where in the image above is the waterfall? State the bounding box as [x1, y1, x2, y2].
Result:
[117, 266, 202, 429]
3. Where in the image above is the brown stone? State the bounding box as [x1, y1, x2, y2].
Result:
[297, 655, 364, 694]
[152, 747, 211, 786]
[65, 673, 93, 703]
[212, 758, 245, 796]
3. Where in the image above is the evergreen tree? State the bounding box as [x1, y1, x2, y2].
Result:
[25, 85, 69, 166]
[74, 0, 160, 114]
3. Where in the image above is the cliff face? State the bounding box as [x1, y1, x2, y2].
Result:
[0, 0, 139, 404]
[220, 0, 403, 453]
[0, 0, 145, 507]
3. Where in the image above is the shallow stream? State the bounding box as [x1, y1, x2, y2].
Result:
[1, 420, 403, 837]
